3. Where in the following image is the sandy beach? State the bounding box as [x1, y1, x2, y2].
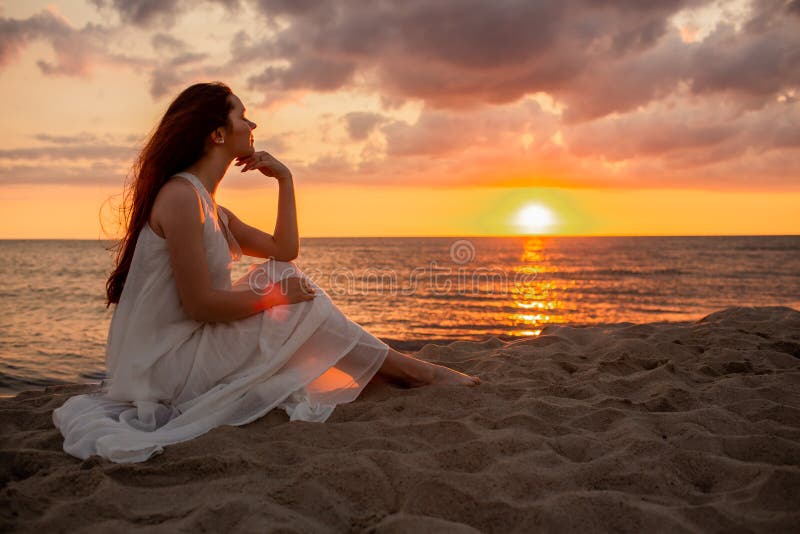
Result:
[1, 305, 799, 532]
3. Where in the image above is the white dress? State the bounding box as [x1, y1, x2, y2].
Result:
[52, 172, 390, 463]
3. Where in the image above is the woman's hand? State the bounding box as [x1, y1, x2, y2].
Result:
[261, 276, 315, 308]
[235, 150, 292, 181]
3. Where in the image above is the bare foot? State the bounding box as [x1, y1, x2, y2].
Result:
[429, 364, 481, 386]
[378, 348, 481, 388]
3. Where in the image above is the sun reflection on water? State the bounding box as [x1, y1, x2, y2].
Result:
[509, 237, 566, 336]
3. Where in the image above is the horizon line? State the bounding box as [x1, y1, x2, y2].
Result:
[1, 233, 798, 241]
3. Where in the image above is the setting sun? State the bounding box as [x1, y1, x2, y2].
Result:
[515, 204, 556, 235]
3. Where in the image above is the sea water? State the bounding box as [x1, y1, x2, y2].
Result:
[1, 235, 798, 395]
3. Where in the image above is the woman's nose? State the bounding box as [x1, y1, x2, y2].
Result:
[249, 120, 257, 130]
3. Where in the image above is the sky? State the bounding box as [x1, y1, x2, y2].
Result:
[0, 0, 798, 238]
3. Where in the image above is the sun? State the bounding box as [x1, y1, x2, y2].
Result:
[515, 203, 556, 234]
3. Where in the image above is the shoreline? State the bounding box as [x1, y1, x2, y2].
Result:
[0, 313, 758, 400]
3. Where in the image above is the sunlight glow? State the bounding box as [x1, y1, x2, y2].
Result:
[515, 204, 556, 235]
[306, 366, 357, 394]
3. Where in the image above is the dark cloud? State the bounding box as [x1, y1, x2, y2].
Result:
[247, 56, 357, 92]
[244, 0, 709, 111]
[254, 0, 335, 24]
[558, 33, 691, 122]
[89, 0, 240, 28]
[2, 0, 798, 192]
[244, 0, 798, 122]
[0, 11, 54, 66]
[151, 32, 187, 54]
[0, 10, 118, 77]
[0, 9, 212, 98]
[688, 17, 800, 108]
[343, 112, 387, 141]
[226, 0, 799, 190]
[89, 0, 182, 27]
[1, 11, 84, 74]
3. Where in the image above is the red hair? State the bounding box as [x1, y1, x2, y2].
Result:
[106, 82, 234, 305]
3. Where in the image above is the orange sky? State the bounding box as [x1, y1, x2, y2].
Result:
[1, 0, 798, 238]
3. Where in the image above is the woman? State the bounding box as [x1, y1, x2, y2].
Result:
[53, 82, 479, 463]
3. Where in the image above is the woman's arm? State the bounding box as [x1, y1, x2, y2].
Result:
[219, 175, 298, 261]
[154, 179, 312, 323]
[228, 151, 299, 261]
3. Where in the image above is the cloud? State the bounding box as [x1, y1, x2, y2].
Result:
[342, 112, 388, 141]
[244, 0, 799, 121]
[2, 0, 798, 193]
[247, 56, 357, 93]
[0, 9, 122, 77]
[89, 0, 182, 27]
[0, 144, 137, 161]
[1, 11, 60, 66]
[244, 0, 703, 112]
[149, 51, 209, 98]
[236, 0, 799, 189]
[89, 0, 241, 28]
[368, 98, 561, 162]
[1, 133, 140, 171]
[151, 32, 188, 54]
[1, 10, 83, 74]
[565, 89, 800, 162]
[0, 131, 292, 186]
[33, 132, 98, 144]
[688, 8, 800, 108]
[272, 91, 799, 191]
[271, 99, 566, 188]
[0, 161, 128, 186]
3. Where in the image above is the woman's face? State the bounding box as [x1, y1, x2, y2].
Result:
[226, 94, 257, 157]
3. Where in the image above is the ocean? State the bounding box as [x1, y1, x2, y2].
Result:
[1, 235, 798, 396]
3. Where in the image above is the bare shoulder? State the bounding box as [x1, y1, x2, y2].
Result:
[150, 177, 204, 238]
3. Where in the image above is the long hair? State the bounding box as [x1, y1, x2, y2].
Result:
[105, 82, 234, 306]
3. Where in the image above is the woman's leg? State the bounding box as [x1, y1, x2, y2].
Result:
[238, 261, 479, 387]
[376, 347, 480, 387]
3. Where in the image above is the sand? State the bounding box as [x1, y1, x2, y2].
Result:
[1, 305, 799, 533]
